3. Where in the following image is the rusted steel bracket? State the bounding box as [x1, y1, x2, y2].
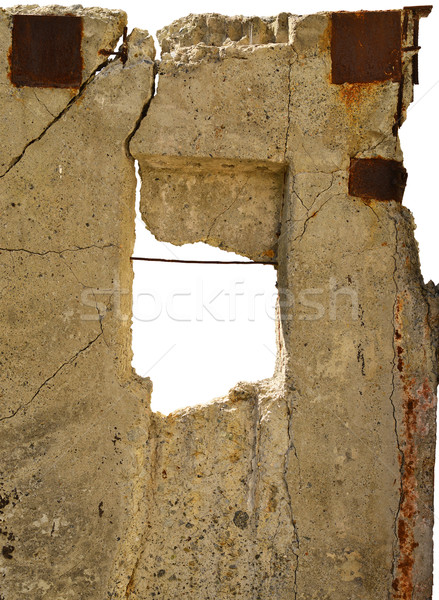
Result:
[403, 6, 432, 85]
[348, 158, 408, 203]
[99, 26, 128, 64]
[10, 14, 83, 88]
[393, 6, 432, 134]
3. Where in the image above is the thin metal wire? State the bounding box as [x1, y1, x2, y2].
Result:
[130, 256, 278, 266]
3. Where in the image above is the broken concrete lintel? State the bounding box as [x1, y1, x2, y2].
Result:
[130, 9, 424, 261]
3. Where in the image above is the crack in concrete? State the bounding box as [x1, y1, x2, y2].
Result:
[32, 90, 56, 118]
[389, 214, 405, 590]
[205, 176, 250, 240]
[0, 59, 111, 179]
[277, 171, 345, 248]
[125, 61, 157, 159]
[283, 396, 300, 600]
[307, 174, 335, 213]
[0, 244, 114, 256]
[360, 199, 380, 222]
[59, 256, 111, 345]
[123, 415, 160, 599]
[293, 186, 336, 242]
[294, 186, 310, 212]
[0, 332, 102, 423]
[283, 60, 293, 161]
[247, 392, 261, 515]
[364, 128, 399, 158]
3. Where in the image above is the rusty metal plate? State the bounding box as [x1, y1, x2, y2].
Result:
[331, 11, 402, 84]
[11, 15, 83, 88]
[349, 158, 407, 202]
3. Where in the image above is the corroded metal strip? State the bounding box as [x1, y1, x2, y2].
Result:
[99, 26, 128, 64]
[349, 158, 408, 202]
[404, 6, 432, 85]
[10, 15, 83, 88]
[331, 11, 402, 84]
[403, 5, 433, 18]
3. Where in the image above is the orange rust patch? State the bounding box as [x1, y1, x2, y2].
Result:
[228, 450, 241, 463]
[125, 570, 136, 598]
[416, 379, 436, 436]
[7, 46, 12, 84]
[391, 294, 435, 600]
[393, 382, 418, 600]
[338, 82, 374, 109]
[261, 249, 275, 259]
[392, 295, 414, 599]
[318, 20, 332, 55]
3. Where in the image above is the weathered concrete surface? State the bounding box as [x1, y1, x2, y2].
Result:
[0, 5, 126, 175]
[0, 9, 155, 598]
[0, 6, 438, 600]
[130, 10, 438, 600]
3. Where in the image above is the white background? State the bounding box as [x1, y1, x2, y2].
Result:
[4, 0, 438, 593]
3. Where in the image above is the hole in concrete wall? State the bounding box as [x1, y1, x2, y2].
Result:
[131, 161, 277, 415]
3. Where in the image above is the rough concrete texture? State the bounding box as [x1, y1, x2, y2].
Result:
[0, 7, 156, 597]
[1, 6, 438, 600]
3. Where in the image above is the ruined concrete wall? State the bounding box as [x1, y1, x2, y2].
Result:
[0, 7, 155, 597]
[0, 6, 438, 600]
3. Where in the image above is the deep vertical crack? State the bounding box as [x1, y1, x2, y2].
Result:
[389, 214, 405, 591]
[247, 392, 261, 515]
[125, 61, 157, 159]
[247, 392, 262, 599]
[283, 396, 300, 600]
[283, 60, 293, 161]
[123, 415, 160, 599]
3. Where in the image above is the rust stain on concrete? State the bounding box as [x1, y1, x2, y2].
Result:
[392, 295, 437, 600]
